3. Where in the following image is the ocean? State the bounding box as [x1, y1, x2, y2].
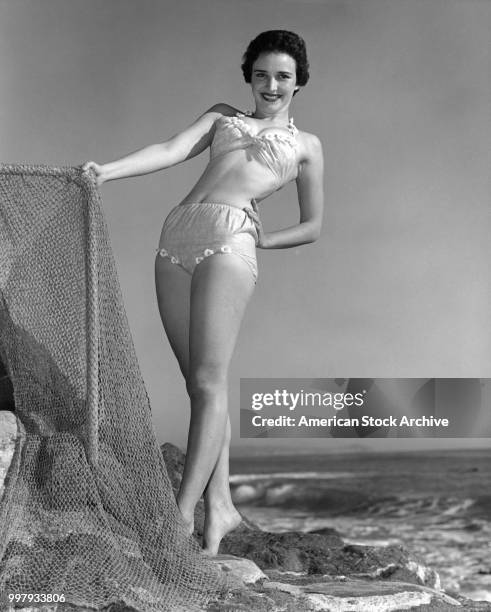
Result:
[230, 448, 491, 603]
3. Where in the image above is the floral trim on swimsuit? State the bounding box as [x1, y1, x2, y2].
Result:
[157, 202, 259, 283]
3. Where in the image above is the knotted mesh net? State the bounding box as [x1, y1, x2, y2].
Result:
[0, 164, 224, 611]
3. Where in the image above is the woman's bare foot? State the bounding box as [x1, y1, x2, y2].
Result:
[202, 501, 242, 557]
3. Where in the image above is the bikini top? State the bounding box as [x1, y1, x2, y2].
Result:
[210, 111, 299, 185]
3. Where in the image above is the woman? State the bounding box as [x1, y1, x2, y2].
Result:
[83, 30, 324, 557]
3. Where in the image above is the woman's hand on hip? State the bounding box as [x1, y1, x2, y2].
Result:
[247, 208, 269, 249]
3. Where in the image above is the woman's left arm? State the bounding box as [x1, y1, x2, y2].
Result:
[259, 133, 324, 249]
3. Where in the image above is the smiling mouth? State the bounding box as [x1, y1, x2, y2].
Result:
[261, 93, 281, 102]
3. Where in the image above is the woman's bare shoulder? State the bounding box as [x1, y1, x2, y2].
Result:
[296, 129, 323, 162]
[204, 103, 242, 118]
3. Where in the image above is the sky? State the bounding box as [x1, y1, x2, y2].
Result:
[0, 0, 489, 454]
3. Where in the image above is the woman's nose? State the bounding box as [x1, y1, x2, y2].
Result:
[266, 76, 278, 90]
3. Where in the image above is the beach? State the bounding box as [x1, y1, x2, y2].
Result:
[231, 448, 491, 604]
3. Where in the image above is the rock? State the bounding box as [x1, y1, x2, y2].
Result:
[221, 533, 442, 589]
[264, 575, 463, 610]
[211, 554, 267, 588]
[0, 410, 16, 446]
[0, 410, 17, 499]
[220, 529, 344, 574]
[160, 441, 186, 491]
[205, 572, 468, 611]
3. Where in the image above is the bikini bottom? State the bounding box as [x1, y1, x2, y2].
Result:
[156, 202, 259, 283]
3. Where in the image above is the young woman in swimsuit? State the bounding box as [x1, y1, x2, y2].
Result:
[82, 30, 324, 556]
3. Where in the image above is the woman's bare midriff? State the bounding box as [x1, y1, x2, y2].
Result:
[178, 150, 283, 209]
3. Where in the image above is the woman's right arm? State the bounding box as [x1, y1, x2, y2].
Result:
[82, 103, 233, 185]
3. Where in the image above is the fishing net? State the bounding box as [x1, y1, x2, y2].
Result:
[0, 164, 224, 611]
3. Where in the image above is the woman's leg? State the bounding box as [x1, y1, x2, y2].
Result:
[155, 253, 253, 550]
[202, 413, 242, 555]
[155, 256, 196, 533]
[155, 256, 191, 379]
[179, 253, 255, 555]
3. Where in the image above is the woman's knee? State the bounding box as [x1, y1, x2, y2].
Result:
[186, 365, 227, 400]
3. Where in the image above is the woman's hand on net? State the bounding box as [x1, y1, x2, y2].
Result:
[82, 161, 106, 186]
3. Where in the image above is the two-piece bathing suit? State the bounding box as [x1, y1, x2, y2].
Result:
[156, 111, 299, 283]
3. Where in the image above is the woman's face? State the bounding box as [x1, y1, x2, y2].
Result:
[250, 52, 298, 116]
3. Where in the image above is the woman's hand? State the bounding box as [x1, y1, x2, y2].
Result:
[81, 161, 106, 187]
[247, 207, 269, 248]
[256, 134, 324, 250]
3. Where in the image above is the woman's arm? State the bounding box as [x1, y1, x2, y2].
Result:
[258, 133, 324, 249]
[82, 103, 233, 185]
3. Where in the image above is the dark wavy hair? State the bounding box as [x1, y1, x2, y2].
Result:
[241, 30, 310, 87]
